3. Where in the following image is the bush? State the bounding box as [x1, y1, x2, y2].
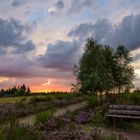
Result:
[130, 93, 140, 105]
[29, 95, 54, 104]
[54, 93, 74, 100]
[86, 96, 100, 108]
[35, 110, 54, 125]
[15, 100, 25, 108]
[105, 92, 140, 105]
[115, 93, 131, 105]
[92, 106, 105, 126]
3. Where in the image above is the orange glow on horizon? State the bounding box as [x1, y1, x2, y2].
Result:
[30, 84, 71, 93]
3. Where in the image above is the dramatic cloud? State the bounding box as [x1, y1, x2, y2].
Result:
[69, 23, 94, 41]
[0, 18, 35, 54]
[0, 0, 140, 91]
[38, 40, 81, 71]
[69, 14, 140, 51]
[69, 19, 112, 43]
[110, 14, 140, 50]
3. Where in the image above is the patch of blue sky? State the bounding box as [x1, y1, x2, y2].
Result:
[70, 9, 95, 24]
[97, 0, 108, 7]
[27, 9, 48, 25]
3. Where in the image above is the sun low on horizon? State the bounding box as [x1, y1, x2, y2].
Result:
[0, 0, 140, 92]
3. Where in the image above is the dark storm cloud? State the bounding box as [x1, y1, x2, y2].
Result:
[68, 23, 94, 41]
[110, 14, 140, 50]
[0, 18, 24, 47]
[55, 0, 64, 9]
[0, 18, 35, 54]
[69, 19, 112, 42]
[38, 40, 81, 71]
[13, 40, 35, 53]
[68, 14, 140, 51]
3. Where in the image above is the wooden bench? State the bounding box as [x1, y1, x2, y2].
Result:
[105, 105, 140, 126]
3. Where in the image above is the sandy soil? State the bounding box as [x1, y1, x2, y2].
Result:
[19, 101, 87, 126]
[19, 102, 140, 140]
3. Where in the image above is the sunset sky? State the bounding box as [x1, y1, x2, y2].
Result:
[0, 0, 140, 92]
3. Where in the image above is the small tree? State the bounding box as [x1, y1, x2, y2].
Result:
[74, 38, 134, 94]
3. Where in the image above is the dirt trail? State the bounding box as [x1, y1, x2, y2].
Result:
[19, 101, 87, 126]
[19, 102, 140, 140]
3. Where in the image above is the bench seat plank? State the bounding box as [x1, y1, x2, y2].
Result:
[109, 105, 140, 110]
[105, 114, 140, 119]
[108, 109, 140, 116]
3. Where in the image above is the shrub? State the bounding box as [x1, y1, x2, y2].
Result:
[106, 92, 140, 105]
[54, 93, 74, 100]
[15, 100, 25, 108]
[92, 106, 105, 126]
[21, 97, 26, 102]
[115, 93, 130, 105]
[86, 96, 100, 108]
[29, 95, 54, 104]
[35, 110, 54, 125]
[130, 93, 140, 105]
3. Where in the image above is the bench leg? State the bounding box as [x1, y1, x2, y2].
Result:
[113, 118, 116, 127]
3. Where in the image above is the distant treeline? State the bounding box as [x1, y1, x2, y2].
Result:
[32, 91, 70, 95]
[0, 84, 31, 97]
[0, 85, 71, 97]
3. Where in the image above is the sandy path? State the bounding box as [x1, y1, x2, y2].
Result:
[19, 101, 87, 126]
[19, 102, 140, 140]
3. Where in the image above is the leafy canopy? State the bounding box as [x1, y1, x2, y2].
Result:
[74, 37, 134, 94]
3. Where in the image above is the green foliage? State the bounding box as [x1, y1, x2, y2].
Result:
[35, 110, 54, 125]
[0, 84, 31, 97]
[15, 100, 25, 108]
[129, 92, 140, 105]
[54, 93, 75, 100]
[92, 106, 105, 126]
[116, 120, 140, 131]
[113, 46, 134, 93]
[74, 37, 134, 94]
[29, 95, 54, 104]
[86, 95, 100, 108]
[29, 93, 76, 104]
[0, 118, 38, 140]
[110, 92, 140, 105]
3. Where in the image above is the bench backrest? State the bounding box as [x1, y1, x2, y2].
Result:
[109, 105, 140, 111]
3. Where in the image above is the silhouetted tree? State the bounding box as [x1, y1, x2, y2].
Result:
[0, 84, 31, 97]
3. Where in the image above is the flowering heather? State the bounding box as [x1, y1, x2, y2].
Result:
[41, 114, 71, 131]
[74, 109, 94, 124]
